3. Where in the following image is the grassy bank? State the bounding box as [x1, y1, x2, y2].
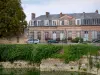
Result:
[51, 44, 100, 63]
[0, 44, 62, 63]
[0, 44, 100, 64]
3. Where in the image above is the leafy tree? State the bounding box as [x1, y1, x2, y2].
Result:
[0, 0, 27, 42]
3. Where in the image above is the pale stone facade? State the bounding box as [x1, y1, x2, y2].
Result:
[28, 26, 100, 43]
[28, 11, 100, 43]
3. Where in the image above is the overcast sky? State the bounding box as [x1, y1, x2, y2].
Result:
[21, 0, 100, 22]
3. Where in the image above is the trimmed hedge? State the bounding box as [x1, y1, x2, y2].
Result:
[0, 44, 62, 63]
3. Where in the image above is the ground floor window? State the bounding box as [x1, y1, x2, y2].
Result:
[97, 31, 100, 39]
[45, 32, 49, 40]
[37, 32, 41, 40]
[76, 31, 80, 37]
[83, 31, 88, 41]
[53, 32, 56, 40]
[60, 32, 64, 40]
[68, 31, 72, 40]
[92, 31, 97, 40]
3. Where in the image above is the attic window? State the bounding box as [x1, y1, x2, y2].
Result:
[45, 20, 49, 26]
[53, 21, 56, 26]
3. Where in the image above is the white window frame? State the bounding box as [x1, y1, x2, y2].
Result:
[76, 19, 81, 25]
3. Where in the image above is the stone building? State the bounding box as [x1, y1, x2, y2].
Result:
[28, 10, 100, 43]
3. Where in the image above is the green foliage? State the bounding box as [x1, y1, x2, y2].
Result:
[72, 37, 83, 43]
[31, 44, 62, 63]
[0, 0, 27, 38]
[64, 44, 100, 63]
[0, 44, 62, 63]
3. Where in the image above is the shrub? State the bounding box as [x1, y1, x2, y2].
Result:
[72, 37, 83, 43]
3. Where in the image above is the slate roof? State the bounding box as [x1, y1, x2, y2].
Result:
[69, 13, 100, 19]
[34, 14, 60, 20]
[33, 12, 100, 20]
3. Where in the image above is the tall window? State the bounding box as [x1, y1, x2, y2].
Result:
[92, 31, 97, 40]
[38, 21, 41, 26]
[29, 31, 34, 39]
[45, 32, 49, 40]
[53, 32, 56, 40]
[99, 19, 100, 24]
[62, 21, 64, 25]
[97, 31, 100, 39]
[77, 20, 80, 25]
[49, 20, 52, 26]
[76, 31, 80, 37]
[37, 32, 41, 40]
[84, 31, 88, 41]
[69, 20, 72, 25]
[40, 20, 44, 26]
[34, 21, 37, 26]
[68, 31, 72, 38]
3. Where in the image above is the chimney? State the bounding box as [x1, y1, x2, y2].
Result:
[46, 12, 49, 17]
[60, 12, 63, 17]
[31, 13, 35, 20]
[95, 10, 98, 13]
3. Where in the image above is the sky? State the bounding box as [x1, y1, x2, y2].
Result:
[21, 0, 100, 22]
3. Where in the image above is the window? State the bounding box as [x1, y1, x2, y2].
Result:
[53, 21, 56, 26]
[97, 31, 100, 39]
[76, 19, 81, 25]
[84, 19, 86, 25]
[84, 31, 88, 41]
[68, 31, 72, 38]
[38, 21, 41, 26]
[62, 21, 64, 25]
[37, 32, 41, 40]
[76, 31, 80, 37]
[29, 31, 34, 39]
[53, 32, 56, 40]
[92, 31, 97, 40]
[97, 19, 99, 24]
[40, 20, 44, 26]
[69, 20, 72, 25]
[45, 32, 49, 40]
[99, 19, 100, 24]
[92, 19, 95, 25]
[34, 21, 37, 26]
[31, 21, 34, 26]
[49, 20, 52, 26]
[45, 20, 49, 26]
[84, 31, 88, 34]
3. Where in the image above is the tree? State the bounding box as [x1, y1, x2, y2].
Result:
[0, 0, 27, 42]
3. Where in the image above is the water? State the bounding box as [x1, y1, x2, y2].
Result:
[0, 68, 96, 75]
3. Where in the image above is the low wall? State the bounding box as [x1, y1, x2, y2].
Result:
[0, 58, 100, 75]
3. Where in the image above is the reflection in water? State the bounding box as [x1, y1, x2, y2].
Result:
[0, 68, 96, 75]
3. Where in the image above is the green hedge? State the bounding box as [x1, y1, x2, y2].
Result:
[0, 44, 62, 63]
[64, 44, 100, 63]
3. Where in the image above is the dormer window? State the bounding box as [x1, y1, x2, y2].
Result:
[38, 20, 41, 26]
[45, 20, 49, 26]
[76, 19, 81, 25]
[60, 21, 64, 25]
[69, 20, 72, 25]
[53, 21, 56, 26]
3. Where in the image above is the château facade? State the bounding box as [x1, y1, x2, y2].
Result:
[28, 10, 100, 42]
